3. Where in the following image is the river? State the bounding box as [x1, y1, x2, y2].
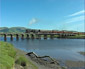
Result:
[0, 37, 85, 61]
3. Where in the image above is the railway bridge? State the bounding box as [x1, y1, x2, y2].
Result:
[0, 33, 76, 41]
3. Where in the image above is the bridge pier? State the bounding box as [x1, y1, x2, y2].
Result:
[10, 34, 13, 41]
[26, 34, 29, 39]
[31, 34, 34, 39]
[4, 34, 7, 41]
[16, 34, 19, 40]
[58, 34, 67, 38]
[21, 34, 24, 39]
[61, 34, 65, 38]
[44, 35, 47, 39]
[0, 33, 77, 40]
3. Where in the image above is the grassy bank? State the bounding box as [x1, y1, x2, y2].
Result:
[0, 41, 38, 69]
[66, 35, 85, 39]
[0, 41, 16, 69]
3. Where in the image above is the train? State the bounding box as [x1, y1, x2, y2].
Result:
[25, 29, 85, 35]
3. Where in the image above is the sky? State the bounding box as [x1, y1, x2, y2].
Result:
[0, 0, 85, 32]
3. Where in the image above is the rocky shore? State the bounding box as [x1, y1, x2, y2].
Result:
[14, 48, 67, 69]
[15, 49, 85, 69]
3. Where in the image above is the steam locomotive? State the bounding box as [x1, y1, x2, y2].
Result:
[25, 29, 85, 35]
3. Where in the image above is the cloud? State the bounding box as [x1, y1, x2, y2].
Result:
[64, 10, 84, 31]
[29, 18, 39, 25]
[65, 10, 85, 23]
[68, 10, 85, 17]
[66, 15, 85, 23]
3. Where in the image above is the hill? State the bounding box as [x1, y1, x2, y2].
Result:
[0, 27, 27, 33]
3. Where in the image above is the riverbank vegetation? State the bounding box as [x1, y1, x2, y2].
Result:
[0, 41, 16, 69]
[0, 41, 38, 69]
[66, 35, 85, 39]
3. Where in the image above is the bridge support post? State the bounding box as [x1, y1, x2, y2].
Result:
[44, 35, 47, 39]
[21, 34, 24, 39]
[59, 34, 66, 38]
[26, 34, 29, 39]
[16, 34, 19, 40]
[57, 34, 62, 38]
[10, 34, 13, 41]
[31, 34, 34, 39]
[4, 34, 7, 41]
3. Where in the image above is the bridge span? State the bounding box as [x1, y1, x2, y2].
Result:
[0, 33, 76, 41]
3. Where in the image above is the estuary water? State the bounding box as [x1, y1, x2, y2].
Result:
[0, 37, 85, 61]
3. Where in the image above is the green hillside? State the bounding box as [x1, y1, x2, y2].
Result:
[0, 27, 27, 33]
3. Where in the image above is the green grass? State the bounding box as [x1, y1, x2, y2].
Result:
[0, 41, 16, 69]
[15, 55, 38, 69]
[15, 56, 28, 66]
[67, 35, 85, 39]
[0, 41, 38, 69]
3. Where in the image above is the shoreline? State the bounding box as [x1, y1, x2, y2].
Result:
[15, 48, 67, 69]
[0, 41, 85, 69]
[15, 48, 85, 69]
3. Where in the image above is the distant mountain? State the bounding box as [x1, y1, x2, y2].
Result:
[0, 27, 28, 33]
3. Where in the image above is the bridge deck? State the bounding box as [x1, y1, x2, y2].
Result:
[0, 33, 76, 35]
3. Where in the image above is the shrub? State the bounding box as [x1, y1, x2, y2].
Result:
[15, 56, 28, 67]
